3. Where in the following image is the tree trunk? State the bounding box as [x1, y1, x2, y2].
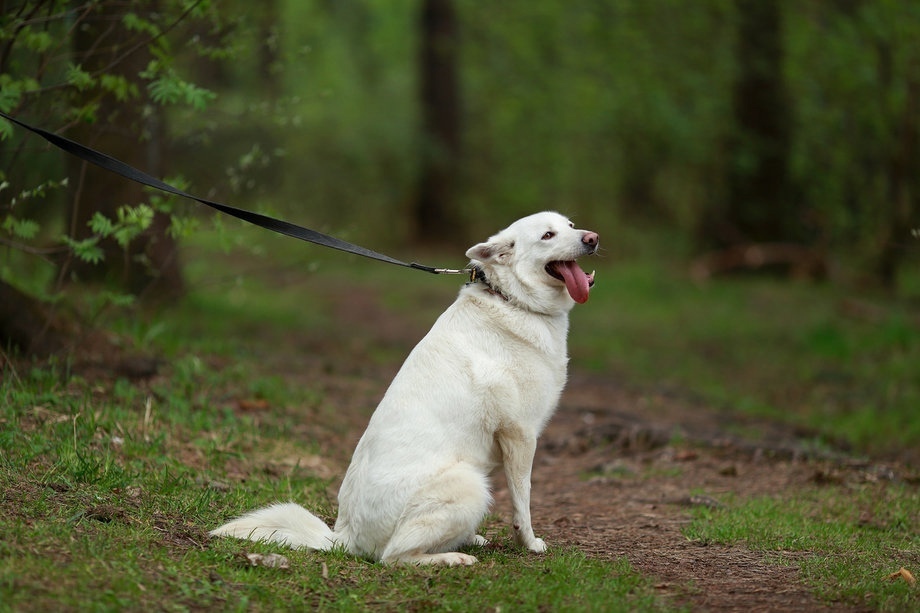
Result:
[700, 0, 795, 248]
[875, 55, 919, 290]
[0, 280, 72, 357]
[0, 278, 161, 376]
[413, 0, 462, 244]
[61, 0, 184, 302]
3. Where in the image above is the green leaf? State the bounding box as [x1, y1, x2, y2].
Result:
[122, 12, 159, 36]
[112, 204, 154, 247]
[23, 29, 52, 53]
[146, 69, 215, 110]
[98, 290, 136, 309]
[2, 216, 41, 239]
[148, 78, 181, 106]
[65, 64, 95, 92]
[63, 236, 104, 264]
[67, 102, 100, 124]
[117, 204, 155, 228]
[100, 74, 139, 102]
[167, 215, 200, 239]
[88, 212, 115, 237]
[0, 74, 23, 113]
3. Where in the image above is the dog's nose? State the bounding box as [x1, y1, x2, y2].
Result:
[582, 231, 599, 247]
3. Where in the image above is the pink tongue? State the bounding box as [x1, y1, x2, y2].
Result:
[552, 261, 591, 303]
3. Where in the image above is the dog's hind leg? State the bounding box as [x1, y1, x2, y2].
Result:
[379, 464, 491, 566]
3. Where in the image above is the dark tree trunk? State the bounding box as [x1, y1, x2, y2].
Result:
[61, 1, 184, 302]
[875, 54, 919, 290]
[0, 278, 161, 375]
[414, 0, 462, 244]
[0, 280, 71, 357]
[700, 0, 795, 248]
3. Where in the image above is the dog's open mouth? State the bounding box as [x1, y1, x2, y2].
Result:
[546, 261, 596, 304]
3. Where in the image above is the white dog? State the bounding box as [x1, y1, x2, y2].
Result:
[211, 211, 599, 566]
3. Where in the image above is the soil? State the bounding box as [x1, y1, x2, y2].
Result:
[535, 379, 868, 613]
[70, 281, 914, 612]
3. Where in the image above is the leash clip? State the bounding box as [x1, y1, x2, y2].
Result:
[409, 262, 471, 276]
[435, 267, 471, 275]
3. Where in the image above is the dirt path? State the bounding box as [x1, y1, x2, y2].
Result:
[531, 375, 860, 612]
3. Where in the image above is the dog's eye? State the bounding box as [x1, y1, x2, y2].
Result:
[568, 222, 575, 229]
[541, 231, 555, 240]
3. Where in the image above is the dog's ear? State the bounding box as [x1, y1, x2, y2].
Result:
[466, 238, 514, 263]
[465, 241, 495, 262]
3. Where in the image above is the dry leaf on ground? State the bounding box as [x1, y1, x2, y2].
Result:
[885, 567, 916, 586]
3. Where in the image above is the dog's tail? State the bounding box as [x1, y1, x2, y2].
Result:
[210, 502, 339, 551]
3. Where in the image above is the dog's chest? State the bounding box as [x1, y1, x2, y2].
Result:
[468, 328, 568, 430]
[418, 294, 571, 426]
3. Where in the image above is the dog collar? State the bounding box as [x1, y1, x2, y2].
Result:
[467, 265, 509, 302]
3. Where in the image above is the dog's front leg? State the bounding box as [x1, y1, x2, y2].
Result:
[497, 428, 546, 553]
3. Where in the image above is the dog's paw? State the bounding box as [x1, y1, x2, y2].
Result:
[445, 552, 478, 566]
[468, 534, 489, 547]
[426, 552, 478, 566]
[526, 537, 547, 554]
[391, 551, 479, 566]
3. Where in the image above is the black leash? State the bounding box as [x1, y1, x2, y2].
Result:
[0, 111, 468, 276]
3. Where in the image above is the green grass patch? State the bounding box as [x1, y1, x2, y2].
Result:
[0, 353, 668, 612]
[683, 487, 920, 611]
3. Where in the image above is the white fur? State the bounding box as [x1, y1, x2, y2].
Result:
[211, 211, 598, 566]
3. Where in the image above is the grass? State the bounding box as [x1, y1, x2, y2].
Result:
[1, 225, 917, 610]
[0, 313, 666, 611]
[684, 487, 920, 612]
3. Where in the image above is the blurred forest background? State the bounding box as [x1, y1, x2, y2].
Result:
[1, 0, 918, 354]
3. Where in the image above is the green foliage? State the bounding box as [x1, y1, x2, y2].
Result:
[142, 59, 216, 109]
[0, 74, 40, 135]
[5, 0, 917, 301]
[2, 176, 69, 205]
[99, 73, 139, 102]
[457, 0, 733, 225]
[1, 177, 69, 248]
[787, 1, 920, 251]
[122, 10, 162, 36]
[0, 75, 37, 106]
[61, 235, 104, 264]
[92, 204, 155, 248]
[181, 0, 916, 281]
[0, 0, 223, 296]
[2, 215, 40, 239]
[63, 63, 94, 92]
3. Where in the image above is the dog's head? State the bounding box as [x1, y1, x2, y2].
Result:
[465, 212, 599, 314]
